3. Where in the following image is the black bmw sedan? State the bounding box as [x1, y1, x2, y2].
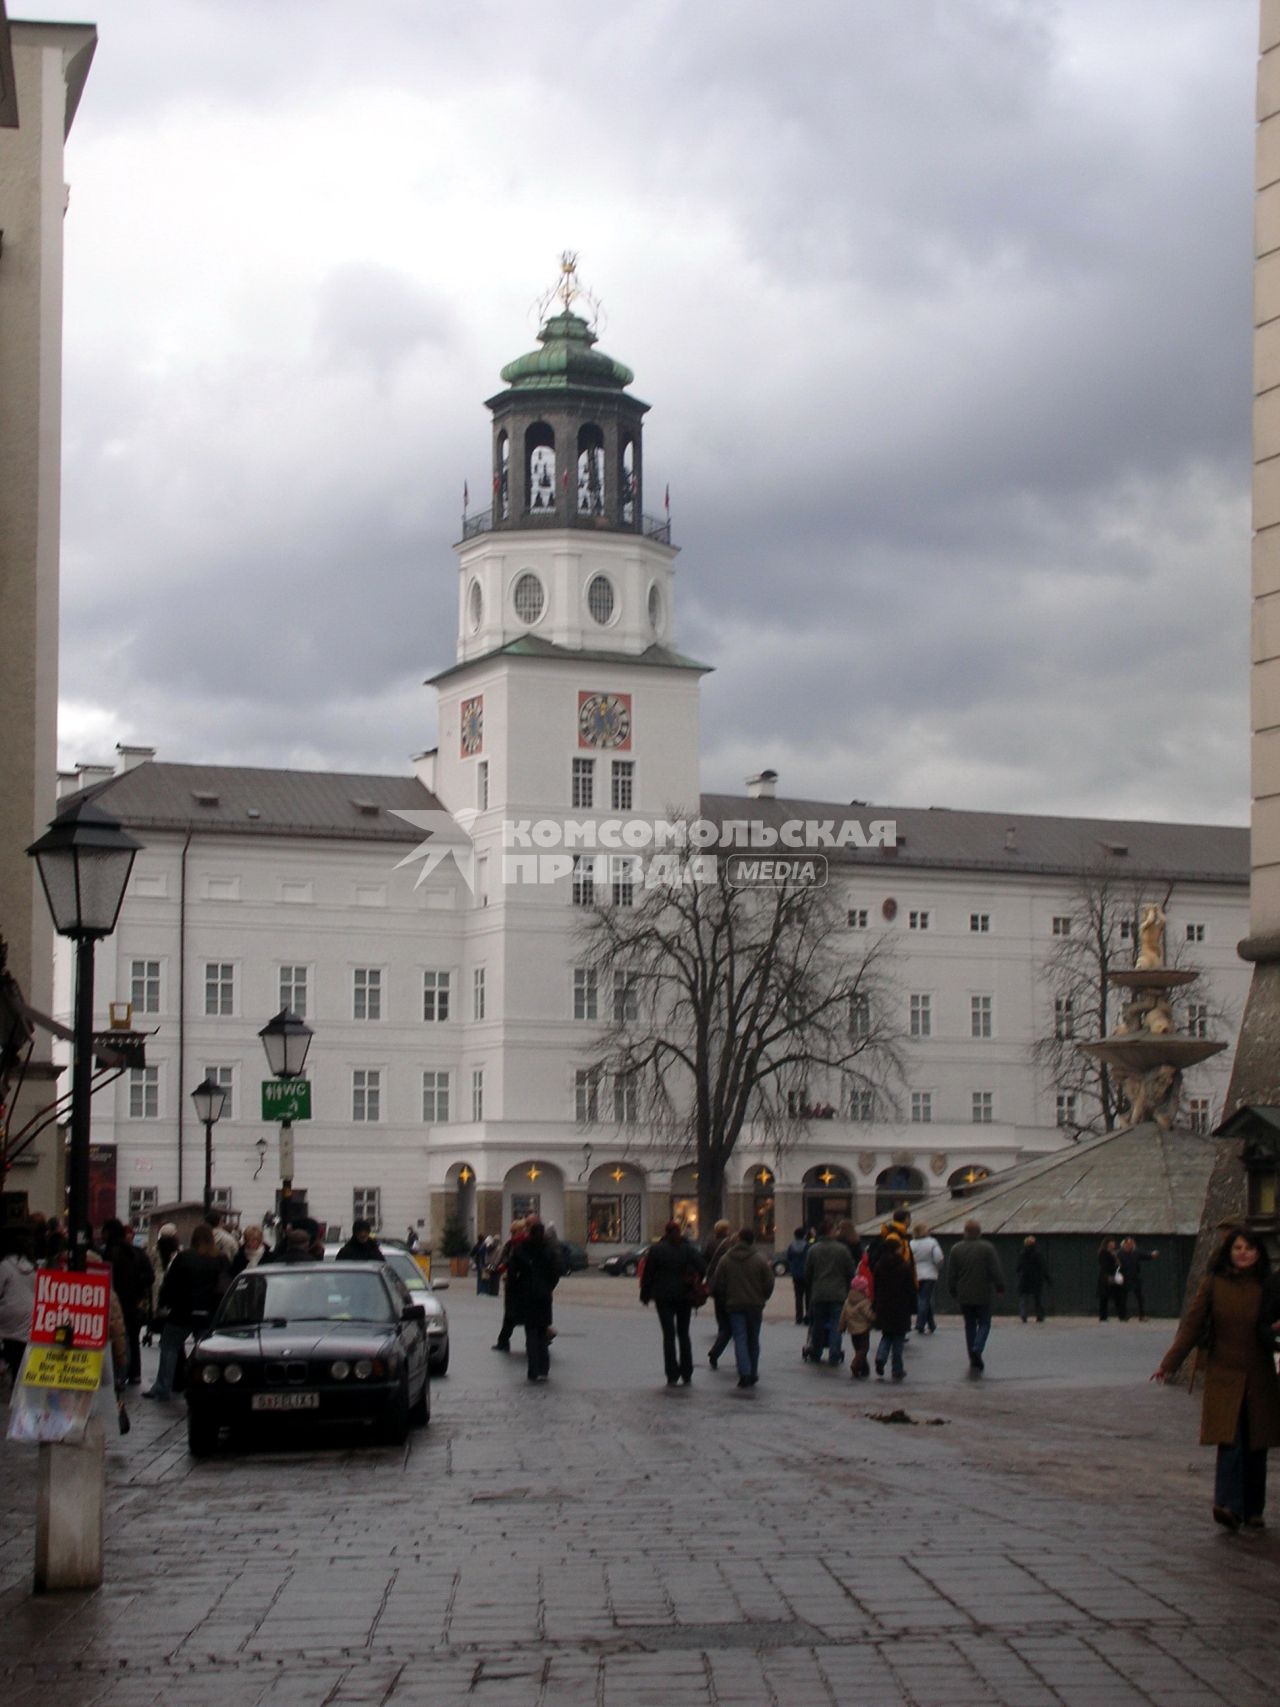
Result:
[184, 1262, 430, 1455]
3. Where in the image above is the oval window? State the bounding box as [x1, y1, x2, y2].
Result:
[587, 574, 615, 626]
[468, 579, 483, 633]
[513, 572, 545, 625]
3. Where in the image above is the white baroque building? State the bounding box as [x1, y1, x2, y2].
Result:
[59, 288, 1252, 1252]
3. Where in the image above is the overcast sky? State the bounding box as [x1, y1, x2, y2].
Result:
[40, 0, 1257, 823]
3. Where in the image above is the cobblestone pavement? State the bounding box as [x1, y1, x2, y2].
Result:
[2, 1276, 1279, 1707]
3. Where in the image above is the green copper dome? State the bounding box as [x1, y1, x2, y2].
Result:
[499, 311, 635, 392]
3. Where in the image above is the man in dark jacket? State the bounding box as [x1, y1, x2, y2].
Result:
[713, 1229, 775, 1388]
[506, 1219, 560, 1381]
[1016, 1236, 1050, 1324]
[101, 1218, 155, 1385]
[804, 1221, 855, 1365]
[640, 1221, 706, 1385]
[144, 1224, 228, 1400]
[1117, 1237, 1159, 1321]
[703, 1220, 735, 1369]
[945, 1219, 1005, 1375]
[336, 1220, 386, 1262]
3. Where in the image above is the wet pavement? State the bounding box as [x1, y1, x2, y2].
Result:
[2, 1275, 1278, 1706]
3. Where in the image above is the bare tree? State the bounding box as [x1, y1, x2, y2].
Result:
[577, 848, 903, 1235]
[1033, 867, 1230, 1138]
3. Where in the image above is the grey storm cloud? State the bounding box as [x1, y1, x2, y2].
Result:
[41, 0, 1260, 826]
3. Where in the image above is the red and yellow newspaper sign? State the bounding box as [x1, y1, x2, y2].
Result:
[22, 1267, 111, 1392]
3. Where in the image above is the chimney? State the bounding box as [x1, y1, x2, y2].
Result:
[72, 762, 115, 792]
[115, 744, 156, 773]
[746, 768, 778, 800]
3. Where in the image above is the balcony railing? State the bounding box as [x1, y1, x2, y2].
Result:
[459, 507, 673, 546]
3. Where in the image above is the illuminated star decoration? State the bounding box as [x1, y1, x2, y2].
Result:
[819, 1168, 835, 1186]
[458, 1166, 473, 1185]
[527, 1165, 541, 1182]
[389, 808, 477, 896]
[757, 1169, 772, 1186]
[611, 1167, 625, 1183]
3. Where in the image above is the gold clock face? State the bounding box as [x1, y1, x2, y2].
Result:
[460, 696, 484, 757]
[577, 691, 632, 751]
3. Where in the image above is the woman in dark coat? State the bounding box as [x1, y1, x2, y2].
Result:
[1154, 1227, 1280, 1531]
[639, 1221, 706, 1385]
[871, 1240, 917, 1381]
[505, 1219, 560, 1382]
[1097, 1239, 1123, 1322]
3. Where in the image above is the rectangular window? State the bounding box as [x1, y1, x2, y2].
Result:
[969, 913, 990, 933]
[127, 1186, 158, 1227]
[572, 854, 597, 907]
[1185, 922, 1206, 943]
[204, 962, 234, 1017]
[1188, 1096, 1211, 1136]
[353, 1187, 381, 1227]
[786, 1088, 808, 1119]
[279, 964, 308, 1019]
[850, 992, 871, 1038]
[1054, 996, 1074, 1040]
[1187, 1002, 1209, 1040]
[130, 959, 161, 1014]
[613, 970, 639, 1024]
[614, 1069, 638, 1124]
[910, 1090, 932, 1124]
[611, 760, 634, 812]
[129, 1066, 159, 1119]
[1119, 917, 1135, 943]
[611, 855, 636, 909]
[353, 968, 382, 1021]
[471, 1068, 484, 1122]
[473, 966, 487, 1021]
[1056, 1092, 1078, 1128]
[909, 993, 932, 1038]
[210, 1187, 233, 1212]
[202, 1064, 234, 1121]
[477, 759, 489, 810]
[352, 1068, 381, 1122]
[971, 1090, 994, 1124]
[970, 995, 992, 1039]
[1051, 915, 1073, 937]
[847, 908, 869, 929]
[908, 910, 930, 931]
[848, 1087, 876, 1121]
[572, 757, 595, 810]
[422, 1070, 450, 1123]
[573, 967, 599, 1020]
[423, 970, 451, 1022]
[575, 1067, 601, 1124]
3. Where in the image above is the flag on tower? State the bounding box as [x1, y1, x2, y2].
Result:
[664, 484, 670, 513]
[463, 481, 469, 510]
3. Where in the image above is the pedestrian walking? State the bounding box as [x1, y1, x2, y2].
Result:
[204, 1209, 240, 1264]
[639, 1221, 706, 1385]
[839, 1274, 875, 1378]
[1118, 1237, 1159, 1321]
[872, 1235, 916, 1380]
[712, 1228, 775, 1388]
[945, 1219, 1004, 1375]
[101, 1218, 155, 1384]
[506, 1218, 560, 1382]
[0, 1230, 37, 1388]
[910, 1223, 944, 1334]
[1097, 1238, 1126, 1321]
[230, 1224, 267, 1276]
[144, 1223, 229, 1401]
[492, 1220, 528, 1350]
[784, 1224, 811, 1325]
[803, 1220, 855, 1364]
[1153, 1226, 1280, 1532]
[1016, 1236, 1050, 1324]
[336, 1220, 386, 1261]
[703, 1220, 735, 1370]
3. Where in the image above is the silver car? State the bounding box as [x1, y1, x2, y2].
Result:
[382, 1250, 451, 1375]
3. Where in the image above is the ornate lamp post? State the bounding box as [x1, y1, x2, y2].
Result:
[258, 1007, 312, 1241]
[190, 1076, 227, 1216]
[27, 800, 141, 1269]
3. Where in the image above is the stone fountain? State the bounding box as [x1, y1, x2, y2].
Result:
[1077, 904, 1226, 1130]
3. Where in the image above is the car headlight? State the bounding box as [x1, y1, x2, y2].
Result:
[199, 1363, 220, 1385]
[223, 1363, 243, 1385]
[330, 1360, 351, 1380]
[353, 1359, 373, 1380]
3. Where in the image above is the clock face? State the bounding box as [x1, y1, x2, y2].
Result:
[460, 695, 484, 757]
[578, 691, 632, 751]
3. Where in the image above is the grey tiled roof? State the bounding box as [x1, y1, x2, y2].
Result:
[697, 795, 1249, 884]
[428, 635, 712, 686]
[859, 1122, 1216, 1238]
[59, 763, 440, 843]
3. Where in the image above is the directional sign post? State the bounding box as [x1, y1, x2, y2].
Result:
[261, 1078, 311, 1121]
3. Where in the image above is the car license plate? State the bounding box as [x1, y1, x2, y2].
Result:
[251, 1392, 320, 1411]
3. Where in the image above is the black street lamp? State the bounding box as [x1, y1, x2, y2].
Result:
[27, 800, 141, 1270]
[258, 1007, 313, 1241]
[190, 1076, 228, 1216]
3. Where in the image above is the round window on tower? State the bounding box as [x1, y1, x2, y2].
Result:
[587, 574, 615, 626]
[467, 578, 483, 633]
[512, 572, 545, 626]
[647, 582, 663, 636]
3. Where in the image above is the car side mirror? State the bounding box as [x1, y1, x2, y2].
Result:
[430, 1280, 449, 1290]
[403, 1302, 426, 1324]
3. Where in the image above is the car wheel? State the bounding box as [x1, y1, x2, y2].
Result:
[187, 1412, 219, 1458]
[408, 1370, 431, 1426]
[623, 1260, 638, 1277]
[773, 1258, 788, 1276]
[384, 1379, 411, 1444]
[428, 1346, 449, 1377]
